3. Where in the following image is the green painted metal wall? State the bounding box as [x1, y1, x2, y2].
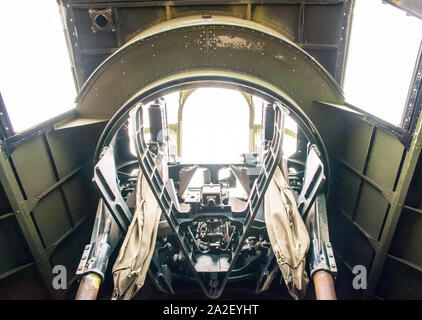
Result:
[375, 154, 422, 299]
[0, 122, 104, 298]
[331, 111, 422, 299]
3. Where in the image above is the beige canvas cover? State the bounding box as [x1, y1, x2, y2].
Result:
[111, 169, 162, 300]
[264, 166, 310, 300]
[111, 159, 309, 299]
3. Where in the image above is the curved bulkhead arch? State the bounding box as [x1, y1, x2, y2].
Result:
[76, 15, 348, 188]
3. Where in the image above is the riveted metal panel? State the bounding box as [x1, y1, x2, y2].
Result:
[50, 218, 92, 277]
[354, 182, 390, 240]
[334, 259, 363, 300]
[0, 264, 49, 299]
[0, 215, 33, 276]
[0, 110, 104, 297]
[366, 130, 405, 190]
[46, 123, 104, 179]
[80, 54, 110, 84]
[118, 7, 167, 42]
[10, 137, 56, 199]
[303, 4, 344, 44]
[343, 119, 373, 173]
[330, 210, 374, 271]
[75, 17, 345, 147]
[171, 5, 247, 19]
[310, 103, 348, 170]
[46, 130, 86, 179]
[63, 2, 351, 86]
[329, 210, 350, 258]
[73, 8, 118, 50]
[252, 5, 299, 39]
[31, 189, 72, 248]
[61, 173, 92, 224]
[390, 208, 422, 269]
[337, 166, 360, 217]
[304, 48, 337, 77]
[341, 220, 374, 272]
[376, 257, 422, 299]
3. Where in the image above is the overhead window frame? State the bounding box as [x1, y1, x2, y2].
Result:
[0, 93, 14, 140]
[0, 104, 77, 157]
[401, 42, 422, 134]
[334, 41, 421, 149]
[338, 1, 422, 150]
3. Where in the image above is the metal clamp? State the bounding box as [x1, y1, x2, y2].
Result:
[307, 193, 337, 278]
[76, 220, 111, 281]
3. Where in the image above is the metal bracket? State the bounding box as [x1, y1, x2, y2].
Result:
[75, 196, 124, 292]
[297, 145, 326, 218]
[255, 249, 278, 294]
[381, 188, 398, 206]
[93, 146, 133, 233]
[89, 8, 116, 33]
[307, 193, 337, 278]
[131, 101, 284, 299]
[148, 251, 175, 295]
[76, 239, 111, 281]
[76, 200, 114, 281]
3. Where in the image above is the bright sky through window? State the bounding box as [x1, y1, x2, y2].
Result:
[343, 0, 422, 126]
[182, 88, 250, 164]
[129, 89, 298, 163]
[0, 1, 76, 132]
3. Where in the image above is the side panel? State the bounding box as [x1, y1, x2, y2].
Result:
[329, 113, 422, 299]
[376, 153, 422, 299]
[0, 122, 104, 298]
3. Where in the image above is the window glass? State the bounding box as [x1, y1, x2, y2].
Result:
[164, 92, 179, 124]
[182, 88, 250, 163]
[283, 115, 297, 158]
[343, 0, 422, 125]
[253, 95, 264, 125]
[0, 1, 76, 132]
